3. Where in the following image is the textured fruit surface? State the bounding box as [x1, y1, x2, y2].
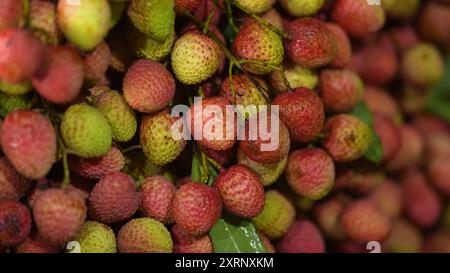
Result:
[29, 0, 60, 45]
[140, 110, 187, 166]
[88, 172, 140, 224]
[32, 46, 84, 104]
[0, 80, 32, 96]
[60, 104, 112, 158]
[419, 2, 450, 47]
[0, 0, 24, 30]
[340, 200, 391, 243]
[69, 146, 125, 179]
[277, 220, 325, 253]
[173, 182, 222, 236]
[326, 23, 351, 68]
[233, 20, 283, 75]
[171, 33, 220, 84]
[171, 224, 213, 253]
[280, 0, 324, 17]
[270, 65, 318, 92]
[33, 189, 87, 246]
[140, 176, 176, 224]
[236, 0, 275, 14]
[0, 93, 33, 118]
[117, 217, 173, 253]
[57, 0, 111, 51]
[1, 110, 56, 179]
[373, 114, 401, 162]
[127, 25, 175, 61]
[0, 28, 45, 84]
[95, 90, 137, 142]
[286, 148, 335, 200]
[285, 18, 336, 68]
[123, 59, 175, 114]
[83, 41, 111, 83]
[273, 87, 324, 143]
[322, 114, 372, 163]
[0, 200, 31, 246]
[75, 221, 117, 253]
[0, 157, 30, 200]
[214, 165, 264, 218]
[14, 233, 58, 253]
[175, 0, 202, 14]
[251, 190, 295, 240]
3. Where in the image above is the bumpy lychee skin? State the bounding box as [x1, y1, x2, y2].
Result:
[363, 86, 401, 122]
[285, 18, 336, 69]
[0, 0, 24, 30]
[127, 25, 175, 62]
[88, 172, 141, 224]
[175, 0, 202, 14]
[173, 182, 222, 236]
[140, 110, 187, 166]
[277, 220, 325, 253]
[286, 148, 335, 201]
[69, 146, 125, 179]
[117, 217, 173, 253]
[0, 91, 33, 118]
[340, 199, 391, 243]
[270, 65, 318, 93]
[60, 104, 112, 158]
[0, 28, 45, 84]
[233, 19, 283, 75]
[57, 0, 111, 51]
[95, 90, 137, 142]
[384, 218, 422, 253]
[188, 96, 236, 151]
[319, 69, 364, 113]
[402, 170, 442, 229]
[428, 156, 450, 197]
[171, 224, 213, 253]
[251, 190, 295, 240]
[0, 157, 31, 200]
[14, 233, 59, 253]
[237, 148, 287, 187]
[74, 221, 117, 253]
[140, 176, 176, 224]
[322, 114, 372, 163]
[326, 23, 352, 68]
[1, 110, 56, 179]
[369, 179, 403, 219]
[83, 41, 111, 83]
[372, 114, 401, 162]
[29, 0, 60, 45]
[387, 125, 424, 171]
[272, 87, 324, 143]
[214, 165, 264, 218]
[32, 46, 84, 104]
[123, 59, 175, 113]
[332, 0, 386, 39]
[33, 189, 87, 246]
[0, 200, 31, 246]
[0, 80, 32, 96]
[236, 0, 276, 14]
[280, 0, 324, 16]
[401, 43, 444, 87]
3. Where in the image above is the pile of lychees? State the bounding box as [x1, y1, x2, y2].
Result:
[0, 0, 450, 254]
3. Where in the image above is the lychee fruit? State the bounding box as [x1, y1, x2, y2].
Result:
[173, 182, 222, 236]
[0, 0, 25, 31]
[335, 166, 385, 195]
[29, 0, 61, 45]
[387, 125, 424, 171]
[369, 179, 403, 219]
[33, 188, 87, 246]
[0, 93, 33, 118]
[74, 221, 117, 253]
[0, 200, 31, 246]
[60, 103, 112, 158]
[418, 2, 450, 47]
[382, 0, 420, 19]
[0, 157, 31, 200]
[0, 80, 32, 96]
[127, 24, 175, 62]
[69, 146, 125, 179]
[1, 110, 56, 179]
[270, 65, 318, 93]
[280, 0, 324, 17]
[428, 156, 450, 197]
[372, 113, 401, 162]
[363, 86, 401, 122]
[236, 0, 275, 14]
[277, 220, 325, 253]
[261, 9, 284, 32]
[175, 0, 202, 14]
[88, 172, 141, 224]
[325, 23, 352, 68]
[14, 233, 59, 253]
[384, 218, 422, 253]
[314, 198, 345, 240]
[123, 59, 175, 113]
[140, 176, 176, 224]
[83, 41, 111, 84]
[171, 224, 213, 253]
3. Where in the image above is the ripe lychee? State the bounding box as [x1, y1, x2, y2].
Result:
[74, 221, 117, 253]
[83, 41, 111, 84]
[0, 157, 31, 200]
[428, 156, 450, 197]
[335, 166, 384, 195]
[14, 233, 59, 253]
[29, 0, 60, 45]
[363, 86, 401, 122]
[418, 2, 450, 47]
[314, 198, 345, 240]
[277, 220, 325, 253]
[369, 179, 403, 219]
[387, 125, 424, 171]
[140, 176, 176, 224]
[0, 200, 31, 246]
[326, 23, 352, 68]
[373, 113, 401, 163]
[0, 0, 25, 31]
[69, 146, 125, 179]
[175, 0, 202, 14]
[270, 65, 318, 93]
[171, 224, 213, 253]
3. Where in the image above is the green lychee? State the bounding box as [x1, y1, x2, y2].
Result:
[74, 221, 117, 253]
[280, 0, 325, 17]
[127, 24, 175, 61]
[235, 0, 276, 14]
[0, 93, 33, 118]
[270, 65, 318, 93]
[0, 80, 32, 96]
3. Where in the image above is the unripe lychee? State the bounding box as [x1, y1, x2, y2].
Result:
[237, 148, 287, 187]
[363, 86, 401, 122]
[0, 93, 33, 118]
[94, 90, 137, 142]
[382, 0, 420, 19]
[88, 172, 141, 224]
[0, 80, 32, 96]
[0, 200, 31, 246]
[277, 220, 325, 253]
[369, 179, 402, 219]
[384, 219, 422, 253]
[236, 0, 276, 14]
[83, 41, 111, 84]
[175, 0, 202, 14]
[251, 190, 295, 240]
[233, 19, 283, 75]
[332, 0, 386, 38]
[319, 69, 364, 113]
[273, 87, 324, 143]
[57, 0, 111, 51]
[32, 46, 84, 104]
[280, 0, 324, 17]
[69, 146, 125, 179]
[140, 110, 187, 166]
[127, 25, 175, 62]
[387, 125, 424, 171]
[14, 233, 59, 253]
[1, 110, 56, 179]
[29, 0, 60, 45]
[0, 157, 31, 200]
[118, 217, 173, 253]
[171, 224, 213, 253]
[123, 59, 175, 113]
[401, 43, 444, 87]
[0, 28, 45, 84]
[140, 176, 176, 224]
[340, 199, 391, 243]
[0, 0, 25, 31]
[173, 182, 222, 236]
[214, 165, 264, 218]
[33, 188, 87, 246]
[74, 221, 117, 253]
[373, 113, 401, 162]
[326, 23, 352, 68]
[270, 65, 318, 93]
[171, 33, 221, 84]
[60, 104, 112, 158]
[322, 114, 372, 163]
[286, 148, 335, 200]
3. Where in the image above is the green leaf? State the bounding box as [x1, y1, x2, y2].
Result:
[350, 101, 383, 164]
[191, 153, 201, 182]
[209, 214, 267, 253]
[207, 163, 218, 186]
[427, 55, 450, 122]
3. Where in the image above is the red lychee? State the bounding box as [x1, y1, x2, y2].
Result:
[140, 175, 176, 224]
[0, 0, 24, 31]
[387, 125, 424, 171]
[69, 146, 125, 179]
[0, 200, 31, 246]
[0, 157, 31, 200]
[369, 179, 403, 219]
[14, 233, 59, 253]
[276, 220, 325, 253]
[325, 23, 351, 68]
[83, 41, 111, 83]
[171, 224, 213, 253]
[372, 113, 401, 162]
[362, 86, 401, 122]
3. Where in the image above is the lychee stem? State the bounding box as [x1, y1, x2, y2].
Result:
[121, 145, 142, 154]
[218, 0, 239, 33]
